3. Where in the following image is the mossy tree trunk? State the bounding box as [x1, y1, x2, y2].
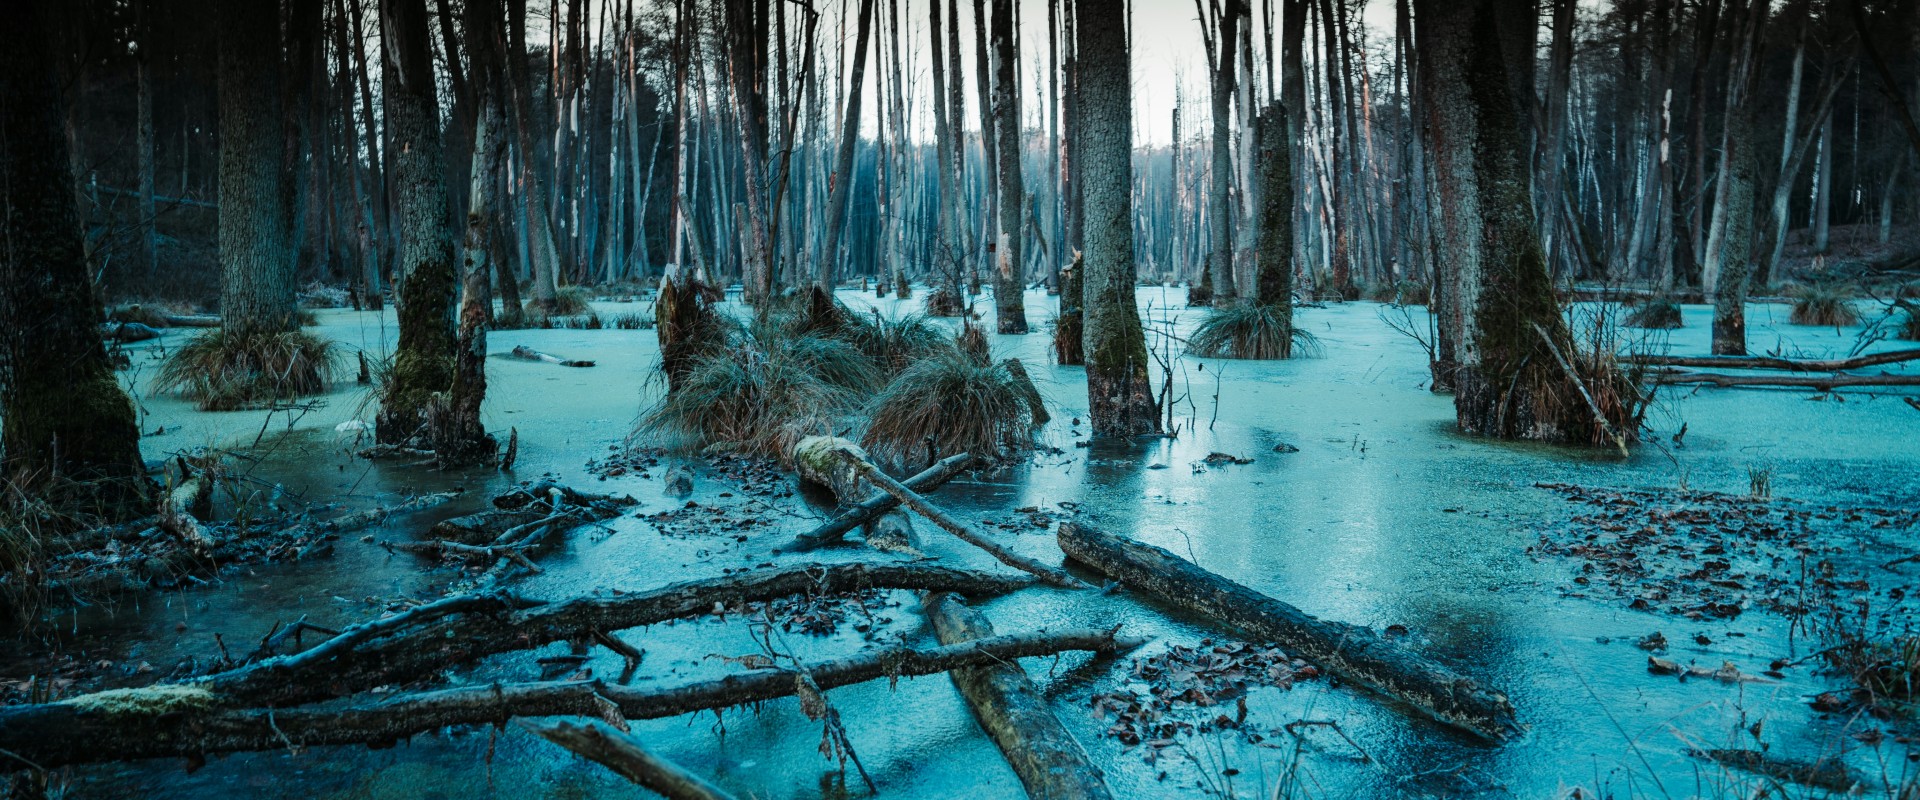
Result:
[1077, 0, 1159, 436]
[0, 3, 150, 516]
[991, 0, 1030, 334]
[217, 0, 298, 336]
[1253, 101, 1295, 358]
[1417, 0, 1633, 445]
[376, 0, 463, 449]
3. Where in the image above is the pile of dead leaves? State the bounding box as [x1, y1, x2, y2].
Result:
[642, 501, 771, 540]
[1087, 639, 1318, 757]
[750, 589, 897, 637]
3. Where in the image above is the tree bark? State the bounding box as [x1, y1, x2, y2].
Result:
[0, 2, 150, 516]
[817, 0, 877, 292]
[992, 0, 1031, 333]
[1208, 0, 1243, 306]
[1077, 0, 1159, 436]
[1253, 101, 1295, 348]
[217, 0, 298, 335]
[1701, 0, 1768, 356]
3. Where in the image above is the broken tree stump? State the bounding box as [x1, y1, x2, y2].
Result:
[925, 593, 1114, 800]
[835, 448, 1088, 589]
[510, 345, 595, 367]
[1056, 522, 1519, 740]
[525, 720, 741, 800]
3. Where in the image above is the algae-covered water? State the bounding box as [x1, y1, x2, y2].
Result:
[27, 289, 1920, 798]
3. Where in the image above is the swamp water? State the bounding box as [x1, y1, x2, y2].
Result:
[23, 289, 1920, 798]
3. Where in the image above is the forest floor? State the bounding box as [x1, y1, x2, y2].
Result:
[5, 289, 1919, 799]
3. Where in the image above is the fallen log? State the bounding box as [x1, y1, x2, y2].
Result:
[163, 313, 221, 328]
[787, 454, 973, 549]
[510, 345, 595, 367]
[1630, 347, 1920, 372]
[525, 721, 741, 800]
[792, 436, 925, 556]
[200, 563, 1036, 707]
[1648, 370, 1920, 389]
[837, 449, 1088, 589]
[156, 472, 214, 550]
[0, 628, 1140, 769]
[925, 593, 1114, 800]
[1056, 522, 1519, 740]
[101, 321, 163, 342]
[1687, 748, 1858, 792]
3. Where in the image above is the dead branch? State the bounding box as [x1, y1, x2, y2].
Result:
[1648, 369, 1920, 389]
[199, 563, 1036, 707]
[836, 448, 1088, 589]
[1630, 347, 1920, 372]
[0, 628, 1141, 769]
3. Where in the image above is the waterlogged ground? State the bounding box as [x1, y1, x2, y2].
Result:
[22, 289, 1920, 798]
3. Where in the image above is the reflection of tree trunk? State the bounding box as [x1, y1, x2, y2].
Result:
[1076, 0, 1158, 437]
[992, 0, 1029, 333]
[218, 0, 298, 335]
[0, 3, 151, 517]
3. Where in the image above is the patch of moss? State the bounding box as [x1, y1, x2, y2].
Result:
[63, 685, 218, 716]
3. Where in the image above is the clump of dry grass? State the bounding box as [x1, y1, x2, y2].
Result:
[1188, 302, 1316, 360]
[637, 321, 877, 459]
[1624, 298, 1684, 329]
[837, 309, 949, 377]
[549, 285, 595, 316]
[1788, 283, 1861, 327]
[924, 287, 964, 317]
[612, 312, 653, 330]
[861, 347, 1038, 469]
[154, 329, 337, 410]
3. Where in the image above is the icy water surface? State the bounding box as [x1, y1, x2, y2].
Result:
[32, 289, 1920, 798]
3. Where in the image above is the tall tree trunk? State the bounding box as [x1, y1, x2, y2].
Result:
[1077, 0, 1158, 436]
[439, 0, 508, 467]
[218, 0, 298, 335]
[1207, 0, 1243, 306]
[1254, 101, 1295, 336]
[930, 0, 966, 302]
[992, 0, 1030, 332]
[1702, 0, 1768, 356]
[134, 0, 158, 283]
[0, 2, 149, 517]
[1419, 0, 1623, 444]
[347, 0, 390, 309]
[818, 0, 875, 292]
[1811, 113, 1832, 254]
[506, 0, 561, 310]
[377, 0, 466, 447]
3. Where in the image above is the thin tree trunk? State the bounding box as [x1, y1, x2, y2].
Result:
[817, 0, 876, 292]
[992, 0, 1030, 332]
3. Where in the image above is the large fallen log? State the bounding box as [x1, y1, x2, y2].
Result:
[1649, 370, 1920, 389]
[1056, 522, 1519, 740]
[201, 563, 1036, 706]
[925, 593, 1114, 800]
[1630, 347, 1920, 372]
[838, 449, 1088, 589]
[787, 453, 973, 549]
[0, 628, 1141, 769]
[510, 345, 595, 367]
[525, 720, 740, 800]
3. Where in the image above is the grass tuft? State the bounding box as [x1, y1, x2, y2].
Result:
[1788, 284, 1861, 327]
[637, 323, 875, 459]
[153, 329, 337, 410]
[1188, 302, 1316, 360]
[549, 285, 595, 316]
[861, 349, 1038, 469]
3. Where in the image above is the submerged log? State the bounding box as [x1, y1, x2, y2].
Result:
[1056, 522, 1520, 740]
[925, 593, 1114, 800]
[526, 721, 740, 800]
[1630, 347, 1920, 372]
[509, 345, 595, 367]
[0, 627, 1140, 769]
[1687, 748, 1858, 792]
[200, 563, 1036, 707]
[836, 448, 1088, 589]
